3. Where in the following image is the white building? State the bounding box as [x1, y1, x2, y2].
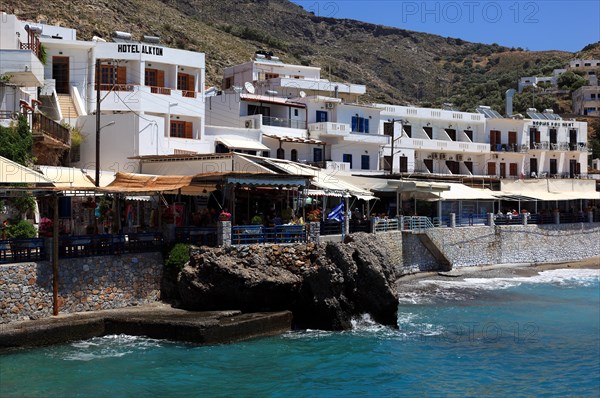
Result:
[7, 17, 207, 172]
[482, 109, 588, 178]
[0, 13, 44, 120]
[375, 104, 487, 175]
[572, 86, 600, 116]
[208, 53, 388, 172]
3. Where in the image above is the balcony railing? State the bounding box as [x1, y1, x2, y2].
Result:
[182, 90, 196, 98]
[19, 40, 40, 59]
[150, 86, 172, 95]
[32, 113, 70, 146]
[262, 116, 306, 130]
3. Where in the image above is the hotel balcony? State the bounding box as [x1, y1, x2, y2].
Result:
[397, 137, 490, 154]
[491, 143, 529, 153]
[92, 85, 202, 115]
[31, 113, 70, 149]
[308, 122, 389, 145]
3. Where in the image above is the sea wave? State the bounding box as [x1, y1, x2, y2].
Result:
[420, 268, 600, 291]
[60, 334, 163, 361]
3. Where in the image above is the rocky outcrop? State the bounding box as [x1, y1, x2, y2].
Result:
[177, 233, 398, 330]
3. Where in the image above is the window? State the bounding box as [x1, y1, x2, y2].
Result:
[96, 64, 126, 89]
[403, 125, 412, 138]
[263, 151, 270, 158]
[264, 73, 279, 80]
[423, 126, 433, 139]
[383, 122, 394, 137]
[591, 93, 597, 99]
[316, 111, 328, 123]
[343, 154, 353, 168]
[291, 149, 298, 162]
[277, 148, 285, 159]
[223, 77, 233, 89]
[445, 129, 456, 141]
[490, 130, 501, 150]
[248, 105, 270, 116]
[313, 148, 323, 163]
[509, 163, 518, 177]
[464, 130, 473, 142]
[508, 131, 517, 148]
[294, 109, 299, 117]
[351, 116, 369, 133]
[170, 121, 193, 138]
[361, 155, 370, 170]
[549, 129, 557, 145]
[177, 73, 195, 97]
[399, 156, 408, 172]
[529, 128, 540, 149]
[550, 159, 557, 176]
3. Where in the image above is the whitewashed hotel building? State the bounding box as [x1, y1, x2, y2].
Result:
[22, 19, 207, 172]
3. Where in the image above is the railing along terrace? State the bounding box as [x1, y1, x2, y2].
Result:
[232, 225, 306, 245]
[32, 113, 70, 145]
[320, 221, 342, 236]
[262, 116, 307, 130]
[175, 227, 217, 247]
[0, 238, 45, 264]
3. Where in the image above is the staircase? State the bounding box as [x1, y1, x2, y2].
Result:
[57, 93, 79, 122]
[417, 233, 452, 271]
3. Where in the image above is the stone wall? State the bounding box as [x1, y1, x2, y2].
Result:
[400, 233, 440, 273]
[0, 253, 163, 324]
[425, 223, 600, 268]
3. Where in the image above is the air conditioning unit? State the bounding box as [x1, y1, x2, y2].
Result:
[492, 154, 499, 159]
[440, 153, 446, 160]
[432, 153, 438, 159]
[325, 102, 334, 109]
[244, 120, 254, 128]
[456, 154, 463, 161]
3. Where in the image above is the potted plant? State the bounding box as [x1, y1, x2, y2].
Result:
[38, 217, 54, 237]
[218, 211, 232, 221]
[307, 209, 321, 222]
[250, 215, 263, 225]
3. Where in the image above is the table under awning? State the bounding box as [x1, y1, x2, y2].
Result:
[216, 137, 270, 151]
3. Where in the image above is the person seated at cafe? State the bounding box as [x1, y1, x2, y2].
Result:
[272, 213, 283, 226]
[512, 209, 518, 216]
[506, 210, 513, 220]
[496, 210, 504, 219]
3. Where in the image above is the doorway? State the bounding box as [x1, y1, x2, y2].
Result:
[52, 57, 70, 94]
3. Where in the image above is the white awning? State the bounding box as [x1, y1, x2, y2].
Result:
[355, 194, 379, 201]
[217, 137, 269, 151]
[497, 190, 600, 201]
[439, 183, 498, 200]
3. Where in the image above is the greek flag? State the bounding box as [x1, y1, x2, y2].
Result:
[328, 202, 344, 222]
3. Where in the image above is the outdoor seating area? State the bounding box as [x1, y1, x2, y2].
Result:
[232, 224, 306, 245]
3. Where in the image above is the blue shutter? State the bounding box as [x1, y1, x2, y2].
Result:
[351, 116, 358, 132]
[364, 118, 369, 133]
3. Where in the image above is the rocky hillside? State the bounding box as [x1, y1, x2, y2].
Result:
[3, 0, 598, 112]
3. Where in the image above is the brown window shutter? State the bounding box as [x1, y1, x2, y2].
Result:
[184, 122, 193, 139]
[188, 75, 195, 92]
[117, 67, 127, 84]
[157, 70, 165, 88]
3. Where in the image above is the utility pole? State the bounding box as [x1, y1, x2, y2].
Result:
[95, 59, 101, 187]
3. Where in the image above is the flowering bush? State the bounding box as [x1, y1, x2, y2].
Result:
[39, 217, 53, 236]
[218, 211, 232, 221]
[307, 209, 321, 222]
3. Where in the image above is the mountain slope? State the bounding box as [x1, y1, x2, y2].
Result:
[2, 0, 596, 112]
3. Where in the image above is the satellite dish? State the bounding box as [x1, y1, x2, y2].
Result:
[299, 91, 306, 98]
[244, 82, 256, 94]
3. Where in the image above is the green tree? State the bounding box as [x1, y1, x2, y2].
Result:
[557, 71, 586, 91]
[0, 114, 32, 166]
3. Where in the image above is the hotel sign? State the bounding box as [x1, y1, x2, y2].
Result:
[117, 44, 164, 56]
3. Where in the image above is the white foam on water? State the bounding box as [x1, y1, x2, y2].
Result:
[62, 334, 162, 361]
[396, 311, 445, 337]
[419, 268, 600, 292]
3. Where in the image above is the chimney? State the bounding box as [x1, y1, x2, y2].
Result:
[505, 88, 516, 117]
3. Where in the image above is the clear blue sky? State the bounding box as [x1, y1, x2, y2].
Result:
[291, 1, 600, 52]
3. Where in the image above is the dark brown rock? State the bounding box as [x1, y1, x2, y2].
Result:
[177, 234, 399, 330]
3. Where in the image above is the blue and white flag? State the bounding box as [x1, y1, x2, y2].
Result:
[328, 202, 344, 222]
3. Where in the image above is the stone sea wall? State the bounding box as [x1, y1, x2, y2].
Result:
[425, 223, 600, 268]
[0, 253, 162, 324]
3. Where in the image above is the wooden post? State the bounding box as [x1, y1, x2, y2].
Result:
[52, 194, 59, 316]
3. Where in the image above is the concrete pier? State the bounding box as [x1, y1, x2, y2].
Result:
[0, 303, 292, 351]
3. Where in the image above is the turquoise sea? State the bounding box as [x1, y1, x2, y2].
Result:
[1, 268, 599, 397]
